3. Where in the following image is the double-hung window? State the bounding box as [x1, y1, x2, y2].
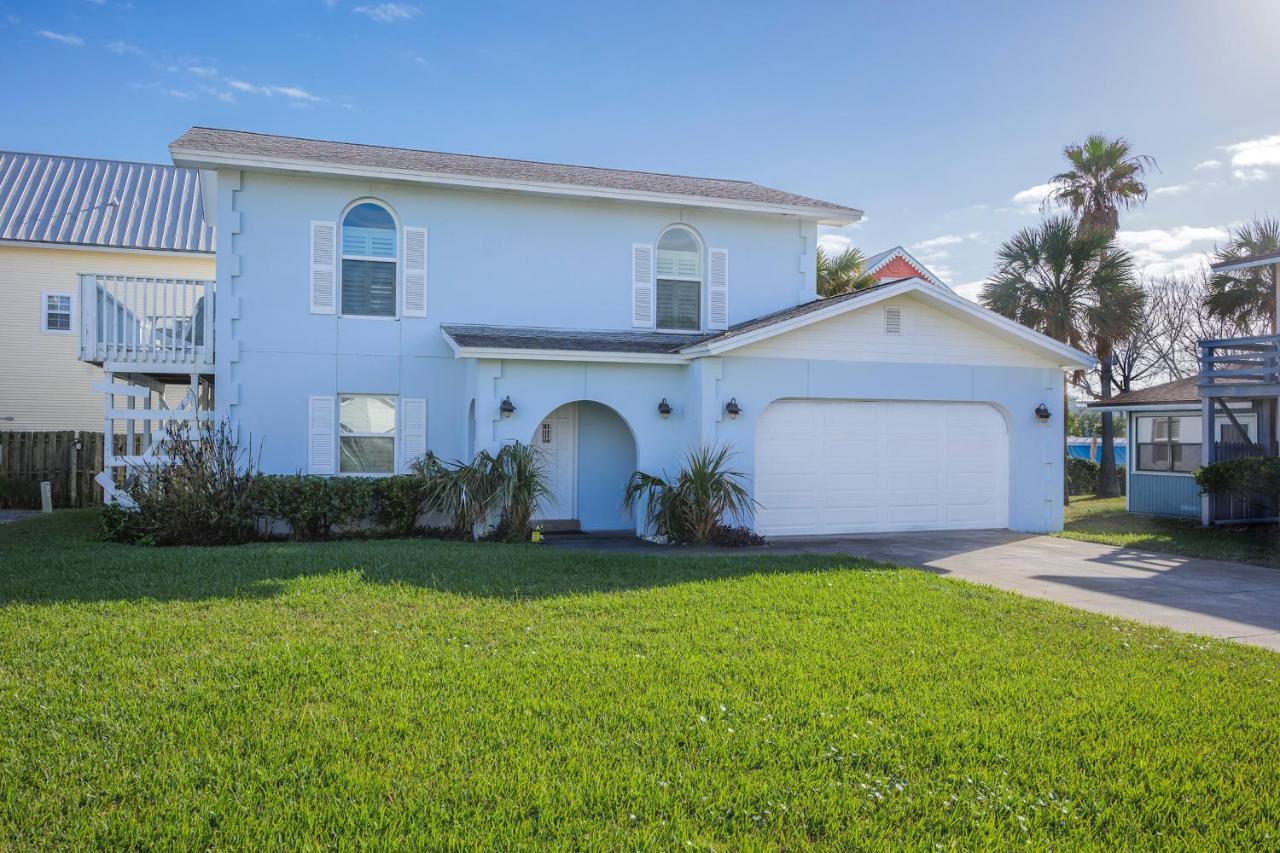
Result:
[42, 292, 73, 333]
[339, 394, 397, 474]
[341, 202, 397, 317]
[1135, 415, 1202, 473]
[655, 226, 701, 331]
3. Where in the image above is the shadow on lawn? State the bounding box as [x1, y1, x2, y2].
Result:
[0, 511, 896, 606]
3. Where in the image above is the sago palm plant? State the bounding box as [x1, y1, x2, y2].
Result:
[491, 441, 552, 542]
[623, 444, 756, 545]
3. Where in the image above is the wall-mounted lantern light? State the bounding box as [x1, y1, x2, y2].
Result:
[1035, 403, 1051, 422]
[658, 398, 672, 418]
[725, 397, 742, 419]
[500, 396, 516, 418]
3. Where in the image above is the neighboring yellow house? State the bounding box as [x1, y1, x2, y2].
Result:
[0, 151, 214, 431]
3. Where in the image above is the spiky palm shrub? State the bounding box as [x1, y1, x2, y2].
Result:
[413, 451, 500, 540]
[624, 444, 756, 545]
[491, 442, 551, 543]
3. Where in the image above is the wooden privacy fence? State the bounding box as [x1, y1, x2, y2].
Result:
[0, 431, 145, 508]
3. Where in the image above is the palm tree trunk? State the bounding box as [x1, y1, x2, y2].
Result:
[1096, 354, 1119, 498]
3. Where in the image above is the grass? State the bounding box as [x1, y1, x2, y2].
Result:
[1, 511, 1278, 848]
[1060, 495, 1280, 569]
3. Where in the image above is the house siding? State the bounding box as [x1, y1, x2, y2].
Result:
[0, 244, 213, 431]
[1129, 472, 1201, 518]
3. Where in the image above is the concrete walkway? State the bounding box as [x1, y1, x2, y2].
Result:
[552, 530, 1280, 651]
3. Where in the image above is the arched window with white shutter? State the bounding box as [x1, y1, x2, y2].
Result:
[340, 200, 398, 317]
[655, 225, 703, 331]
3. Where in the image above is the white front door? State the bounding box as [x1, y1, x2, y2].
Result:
[754, 399, 1009, 536]
[533, 403, 577, 521]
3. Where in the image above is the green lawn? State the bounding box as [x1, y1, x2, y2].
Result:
[2, 512, 1278, 848]
[1060, 495, 1280, 569]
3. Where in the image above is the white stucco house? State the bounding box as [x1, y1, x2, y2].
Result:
[79, 127, 1092, 535]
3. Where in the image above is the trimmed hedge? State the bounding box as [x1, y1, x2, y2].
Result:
[1066, 457, 1126, 497]
[1195, 457, 1280, 499]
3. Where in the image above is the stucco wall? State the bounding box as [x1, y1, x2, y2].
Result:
[575, 401, 637, 531]
[0, 244, 213, 431]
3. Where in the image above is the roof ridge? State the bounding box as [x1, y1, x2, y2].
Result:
[184, 126, 759, 187]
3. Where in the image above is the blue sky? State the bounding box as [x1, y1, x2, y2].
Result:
[2, 0, 1279, 299]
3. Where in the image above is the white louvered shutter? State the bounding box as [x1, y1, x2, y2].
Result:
[401, 398, 427, 471]
[632, 243, 655, 328]
[310, 221, 336, 314]
[308, 395, 336, 474]
[708, 248, 729, 330]
[402, 226, 427, 317]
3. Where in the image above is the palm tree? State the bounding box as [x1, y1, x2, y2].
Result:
[1206, 216, 1279, 334]
[1047, 134, 1155, 496]
[816, 245, 877, 298]
[981, 216, 1143, 503]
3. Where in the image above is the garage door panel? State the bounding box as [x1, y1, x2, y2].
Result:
[755, 400, 1009, 536]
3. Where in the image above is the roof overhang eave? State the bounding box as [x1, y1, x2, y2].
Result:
[170, 147, 862, 223]
[1210, 255, 1280, 273]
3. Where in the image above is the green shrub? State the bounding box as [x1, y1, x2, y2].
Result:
[1066, 457, 1099, 496]
[253, 474, 377, 540]
[490, 442, 551, 543]
[375, 475, 430, 536]
[1195, 457, 1280, 499]
[102, 420, 259, 546]
[624, 444, 757, 545]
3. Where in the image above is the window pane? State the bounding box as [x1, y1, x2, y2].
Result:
[342, 203, 396, 258]
[1137, 443, 1169, 472]
[340, 436, 395, 473]
[340, 395, 397, 434]
[47, 312, 71, 331]
[657, 279, 700, 330]
[341, 259, 397, 317]
[1173, 443, 1202, 472]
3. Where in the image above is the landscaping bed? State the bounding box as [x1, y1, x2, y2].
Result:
[1, 510, 1277, 847]
[1059, 495, 1280, 569]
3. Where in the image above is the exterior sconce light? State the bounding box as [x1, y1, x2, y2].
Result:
[658, 398, 672, 418]
[1035, 403, 1051, 422]
[500, 396, 515, 418]
[725, 397, 742, 419]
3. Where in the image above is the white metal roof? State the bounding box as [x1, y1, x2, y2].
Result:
[0, 151, 214, 254]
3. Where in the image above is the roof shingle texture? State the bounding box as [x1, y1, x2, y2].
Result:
[441, 284, 896, 355]
[1087, 376, 1200, 408]
[170, 127, 860, 217]
[0, 151, 214, 253]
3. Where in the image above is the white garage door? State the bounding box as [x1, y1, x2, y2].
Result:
[754, 400, 1009, 536]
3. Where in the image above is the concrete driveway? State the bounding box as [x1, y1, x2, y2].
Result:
[771, 530, 1280, 651]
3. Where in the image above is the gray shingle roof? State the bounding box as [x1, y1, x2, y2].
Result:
[0, 151, 214, 253]
[170, 127, 861, 219]
[1086, 376, 1200, 408]
[441, 284, 894, 356]
[442, 324, 705, 354]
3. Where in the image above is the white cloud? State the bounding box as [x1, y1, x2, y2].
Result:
[353, 3, 420, 22]
[1152, 184, 1192, 196]
[818, 234, 851, 255]
[953, 280, 986, 302]
[107, 39, 142, 55]
[1010, 181, 1057, 213]
[1128, 250, 1211, 279]
[912, 234, 963, 250]
[227, 79, 320, 102]
[1233, 167, 1269, 183]
[37, 30, 84, 46]
[1221, 133, 1280, 183]
[186, 64, 218, 77]
[163, 88, 196, 100]
[1116, 225, 1227, 254]
[1194, 159, 1222, 171]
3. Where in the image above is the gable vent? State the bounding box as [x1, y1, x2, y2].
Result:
[884, 306, 903, 335]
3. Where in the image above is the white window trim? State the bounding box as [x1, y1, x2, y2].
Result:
[337, 393, 399, 476]
[654, 224, 706, 334]
[338, 198, 401, 321]
[1133, 414, 1202, 475]
[40, 290, 75, 335]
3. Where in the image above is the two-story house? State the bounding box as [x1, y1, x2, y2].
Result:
[79, 127, 1092, 535]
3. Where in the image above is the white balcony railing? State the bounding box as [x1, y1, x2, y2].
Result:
[79, 274, 214, 370]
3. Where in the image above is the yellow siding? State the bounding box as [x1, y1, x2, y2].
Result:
[0, 245, 214, 431]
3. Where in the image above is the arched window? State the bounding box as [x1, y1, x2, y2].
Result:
[656, 226, 702, 331]
[341, 201, 397, 317]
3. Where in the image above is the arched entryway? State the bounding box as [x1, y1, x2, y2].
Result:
[531, 401, 637, 532]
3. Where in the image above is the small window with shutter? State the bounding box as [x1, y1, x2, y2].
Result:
[655, 226, 702, 331]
